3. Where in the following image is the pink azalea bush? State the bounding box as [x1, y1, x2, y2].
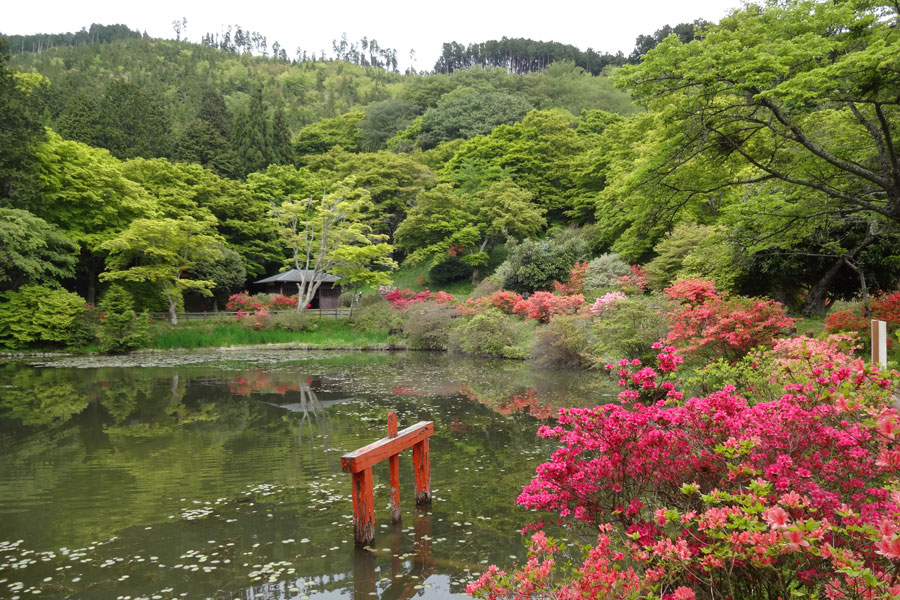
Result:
[469, 339, 900, 600]
[589, 291, 627, 317]
[664, 279, 796, 361]
[458, 290, 524, 317]
[384, 288, 454, 311]
[513, 292, 585, 323]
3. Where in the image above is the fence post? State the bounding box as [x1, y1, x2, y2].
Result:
[351, 467, 375, 546]
[413, 439, 431, 505]
[872, 319, 888, 368]
[387, 411, 401, 521]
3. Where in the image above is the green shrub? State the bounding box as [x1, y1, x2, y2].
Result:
[645, 223, 741, 292]
[681, 351, 781, 403]
[353, 295, 402, 334]
[533, 313, 595, 368]
[98, 285, 150, 354]
[264, 309, 313, 332]
[0, 285, 88, 348]
[501, 237, 588, 294]
[589, 295, 672, 364]
[454, 308, 534, 359]
[429, 256, 472, 284]
[583, 253, 630, 292]
[402, 302, 458, 350]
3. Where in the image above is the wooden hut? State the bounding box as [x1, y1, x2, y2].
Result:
[254, 269, 343, 309]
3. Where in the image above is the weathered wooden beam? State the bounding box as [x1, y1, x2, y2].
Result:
[340, 422, 433, 474]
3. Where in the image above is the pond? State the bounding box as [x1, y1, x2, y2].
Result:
[0, 350, 617, 600]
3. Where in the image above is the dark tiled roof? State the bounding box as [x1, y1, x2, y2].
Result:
[254, 269, 342, 284]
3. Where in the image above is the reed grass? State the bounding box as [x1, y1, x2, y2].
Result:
[148, 318, 392, 350]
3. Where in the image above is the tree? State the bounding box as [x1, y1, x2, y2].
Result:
[124, 158, 281, 277]
[271, 177, 395, 309]
[189, 247, 247, 310]
[97, 79, 172, 159]
[174, 118, 239, 178]
[231, 86, 271, 176]
[31, 132, 154, 303]
[305, 147, 435, 239]
[613, 0, 900, 314]
[443, 110, 588, 216]
[100, 217, 225, 325]
[359, 98, 422, 151]
[0, 208, 77, 291]
[416, 88, 532, 149]
[97, 284, 149, 353]
[0, 38, 46, 203]
[271, 104, 294, 165]
[293, 111, 365, 162]
[395, 180, 545, 282]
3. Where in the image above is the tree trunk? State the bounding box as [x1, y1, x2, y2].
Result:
[802, 258, 846, 317]
[167, 295, 178, 325]
[802, 223, 876, 317]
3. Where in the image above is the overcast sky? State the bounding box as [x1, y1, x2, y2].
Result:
[4, 0, 740, 70]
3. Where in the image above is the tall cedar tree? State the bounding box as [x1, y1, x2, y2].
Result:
[0, 38, 46, 204]
[231, 86, 271, 176]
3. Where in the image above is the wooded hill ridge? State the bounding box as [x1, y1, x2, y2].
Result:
[1, 0, 898, 328]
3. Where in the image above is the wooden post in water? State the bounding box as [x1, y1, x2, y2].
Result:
[387, 411, 401, 522]
[350, 467, 375, 547]
[413, 438, 431, 505]
[341, 414, 433, 545]
[872, 319, 888, 368]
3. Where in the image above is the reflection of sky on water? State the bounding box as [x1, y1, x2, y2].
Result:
[0, 351, 614, 599]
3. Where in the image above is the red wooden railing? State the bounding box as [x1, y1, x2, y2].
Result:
[341, 411, 433, 545]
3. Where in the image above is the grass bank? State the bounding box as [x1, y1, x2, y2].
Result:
[148, 317, 399, 350]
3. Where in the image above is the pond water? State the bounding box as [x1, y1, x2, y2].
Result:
[0, 350, 617, 600]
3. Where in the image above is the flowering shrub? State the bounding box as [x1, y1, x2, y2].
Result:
[873, 291, 900, 324]
[616, 264, 648, 293]
[471, 341, 900, 600]
[384, 288, 454, 311]
[270, 294, 298, 310]
[666, 288, 796, 361]
[226, 291, 279, 312]
[825, 309, 869, 334]
[589, 291, 627, 317]
[553, 262, 588, 295]
[603, 342, 684, 403]
[664, 278, 719, 305]
[459, 290, 524, 316]
[512, 292, 584, 323]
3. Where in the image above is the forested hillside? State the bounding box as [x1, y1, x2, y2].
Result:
[1, 0, 898, 350]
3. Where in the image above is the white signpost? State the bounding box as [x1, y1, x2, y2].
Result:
[872, 319, 888, 368]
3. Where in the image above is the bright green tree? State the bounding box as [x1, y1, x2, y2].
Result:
[442, 110, 588, 216]
[0, 208, 78, 291]
[271, 177, 396, 308]
[97, 284, 149, 354]
[31, 132, 154, 303]
[0, 285, 87, 348]
[305, 147, 435, 239]
[292, 111, 365, 162]
[611, 0, 900, 313]
[100, 217, 225, 325]
[395, 179, 545, 282]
